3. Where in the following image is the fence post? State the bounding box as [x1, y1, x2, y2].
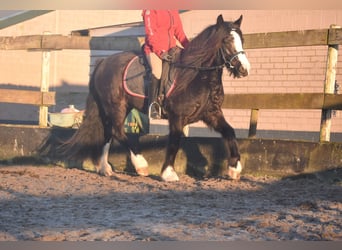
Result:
[320, 25, 340, 142]
[248, 109, 259, 138]
[39, 32, 51, 127]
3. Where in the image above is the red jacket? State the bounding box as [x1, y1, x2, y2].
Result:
[142, 10, 189, 58]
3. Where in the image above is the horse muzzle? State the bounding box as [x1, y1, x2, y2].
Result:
[238, 65, 250, 77]
[238, 54, 251, 77]
[228, 51, 250, 78]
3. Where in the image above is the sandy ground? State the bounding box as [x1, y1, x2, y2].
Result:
[0, 165, 341, 241]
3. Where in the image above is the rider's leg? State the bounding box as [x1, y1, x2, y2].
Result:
[147, 53, 162, 119]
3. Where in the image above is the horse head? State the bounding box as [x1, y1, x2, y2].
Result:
[216, 14, 251, 78]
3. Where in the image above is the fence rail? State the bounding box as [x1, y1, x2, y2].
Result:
[0, 27, 341, 51]
[0, 89, 55, 106]
[222, 93, 342, 110]
[0, 27, 341, 141]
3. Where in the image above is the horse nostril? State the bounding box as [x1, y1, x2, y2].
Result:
[239, 67, 249, 77]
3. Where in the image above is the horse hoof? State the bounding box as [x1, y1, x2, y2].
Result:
[228, 161, 242, 180]
[100, 168, 114, 177]
[130, 152, 149, 177]
[161, 166, 179, 182]
[97, 162, 114, 176]
[136, 167, 149, 176]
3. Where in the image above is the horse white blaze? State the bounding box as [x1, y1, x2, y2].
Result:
[231, 30, 251, 75]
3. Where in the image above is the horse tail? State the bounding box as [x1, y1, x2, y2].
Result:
[58, 59, 106, 164]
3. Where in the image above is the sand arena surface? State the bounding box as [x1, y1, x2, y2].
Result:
[0, 165, 341, 241]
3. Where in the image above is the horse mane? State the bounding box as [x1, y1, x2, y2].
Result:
[171, 19, 235, 95]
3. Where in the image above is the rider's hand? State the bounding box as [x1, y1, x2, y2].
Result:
[160, 52, 173, 62]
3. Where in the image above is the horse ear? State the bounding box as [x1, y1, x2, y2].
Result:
[216, 14, 224, 28]
[234, 15, 243, 27]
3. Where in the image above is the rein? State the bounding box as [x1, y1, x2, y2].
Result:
[172, 47, 245, 71]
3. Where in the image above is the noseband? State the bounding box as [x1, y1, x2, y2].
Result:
[220, 48, 246, 70]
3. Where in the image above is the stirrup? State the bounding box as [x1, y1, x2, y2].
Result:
[148, 102, 161, 119]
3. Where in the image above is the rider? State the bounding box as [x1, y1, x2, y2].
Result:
[142, 10, 189, 119]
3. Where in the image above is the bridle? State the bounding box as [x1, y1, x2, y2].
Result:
[173, 29, 245, 72]
[219, 47, 246, 70]
[220, 28, 246, 70]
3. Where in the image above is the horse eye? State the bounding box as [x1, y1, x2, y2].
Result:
[223, 36, 233, 44]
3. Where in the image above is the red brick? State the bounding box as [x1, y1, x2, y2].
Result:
[284, 57, 297, 63]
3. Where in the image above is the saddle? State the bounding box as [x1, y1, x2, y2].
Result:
[122, 47, 179, 112]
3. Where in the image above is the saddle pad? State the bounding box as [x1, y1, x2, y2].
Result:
[123, 55, 148, 99]
[123, 55, 177, 99]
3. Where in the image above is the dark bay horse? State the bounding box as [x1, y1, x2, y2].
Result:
[60, 14, 250, 181]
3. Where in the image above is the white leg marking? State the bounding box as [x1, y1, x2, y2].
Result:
[228, 161, 242, 180]
[99, 141, 113, 176]
[130, 151, 149, 176]
[161, 166, 179, 182]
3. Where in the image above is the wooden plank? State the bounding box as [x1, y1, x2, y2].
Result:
[40, 30, 328, 51]
[223, 93, 342, 110]
[0, 89, 55, 106]
[41, 35, 144, 51]
[41, 35, 90, 50]
[323, 94, 342, 110]
[328, 27, 342, 45]
[243, 29, 328, 49]
[0, 35, 42, 50]
[1, 90, 339, 111]
[222, 93, 325, 109]
[89, 36, 145, 51]
[0, 28, 331, 51]
[41, 92, 56, 106]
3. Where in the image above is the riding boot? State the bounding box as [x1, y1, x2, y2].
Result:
[148, 75, 161, 119]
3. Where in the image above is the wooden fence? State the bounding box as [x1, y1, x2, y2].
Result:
[0, 26, 341, 142]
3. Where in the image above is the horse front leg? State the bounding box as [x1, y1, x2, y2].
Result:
[204, 112, 242, 180]
[161, 119, 184, 182]
[225, 137, 242, 180]
[97, 135, 149, 177]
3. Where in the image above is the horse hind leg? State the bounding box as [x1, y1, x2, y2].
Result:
[95, 125, 149, 177]
[96, 139, 150, 177]
[96, 139, 114, 176]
